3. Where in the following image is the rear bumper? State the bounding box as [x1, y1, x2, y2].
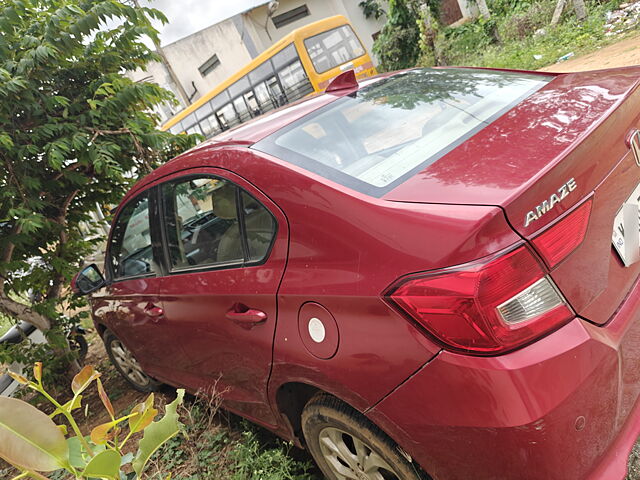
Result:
[368, 278, 640, 480]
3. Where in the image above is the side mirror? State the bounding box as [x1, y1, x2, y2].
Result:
[71, 264, 106, 295]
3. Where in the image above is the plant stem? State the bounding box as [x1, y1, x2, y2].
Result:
[9, 471, 29, 480]
[36, 387, 94, 457]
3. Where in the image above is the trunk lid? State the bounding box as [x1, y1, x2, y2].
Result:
[385, 67, 640, 325]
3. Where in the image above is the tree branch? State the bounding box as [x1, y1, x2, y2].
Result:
[0, 293, 51, 331]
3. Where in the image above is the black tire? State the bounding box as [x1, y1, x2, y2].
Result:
[103, 329, 160, 392]
[302, 394, 430, 480]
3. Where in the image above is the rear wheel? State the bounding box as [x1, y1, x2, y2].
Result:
[103, 329, 159, 392]
[302, 394, 429, 480]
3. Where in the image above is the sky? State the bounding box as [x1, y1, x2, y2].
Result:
[140, 0, 268, 46]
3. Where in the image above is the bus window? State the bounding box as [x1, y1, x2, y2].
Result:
[229, 76, 250, 99]
[199, 114, 221, 137]
[233, 96, 251, 123]
[278, 61, 311, 101]
[272, 44, 298, 70]
[217, 103, 238, 129]
[253, 82, 276, 113]
[249, 61, 275, 86]
[244, 91, 261, 116]
[267, 77, 286, 107]
[304, 25, 365, 74]
[169, 123, 183, 134]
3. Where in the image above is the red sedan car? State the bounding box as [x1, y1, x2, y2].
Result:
[73, 66, 640, 480]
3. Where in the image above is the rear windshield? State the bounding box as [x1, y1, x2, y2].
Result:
[253, 68, 551, 197]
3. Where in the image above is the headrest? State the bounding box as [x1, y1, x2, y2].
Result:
[212, 185, 236, 220]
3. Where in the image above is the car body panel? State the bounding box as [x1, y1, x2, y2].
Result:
[144, 166, 289, 426]
[368, 275, 640, 480]
[85, 66, 640, 480]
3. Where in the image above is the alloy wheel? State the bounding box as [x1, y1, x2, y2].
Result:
[110, 339, 150, 387]
[318, 427, 401, 480]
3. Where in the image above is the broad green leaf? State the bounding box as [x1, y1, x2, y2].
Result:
[0, 396, 69, 471]
[128, 393, 157, 434]
[133, 389, 185, 476]
[67, 436, 105, 468]
[71, 365, 101, 395]
[82, 449, 121, 480]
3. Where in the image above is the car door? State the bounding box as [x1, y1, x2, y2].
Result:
[95, 188, 191, 384]
[156, 168, 288, 426]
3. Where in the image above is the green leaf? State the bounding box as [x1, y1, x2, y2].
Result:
[132, 389, 185, 476]
[82, 449, 121, 479]
[0, 396, 69, 472]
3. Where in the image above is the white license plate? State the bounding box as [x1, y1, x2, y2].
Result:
[612, 183, 640, 266]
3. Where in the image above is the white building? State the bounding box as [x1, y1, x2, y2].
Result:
[128, 0, 386, 123]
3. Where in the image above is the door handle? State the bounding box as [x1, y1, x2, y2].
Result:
[144, 303, 164, 322]
[225, 305, 267, 328]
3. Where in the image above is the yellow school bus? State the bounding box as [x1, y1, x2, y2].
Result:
[161, 15, 377, 138]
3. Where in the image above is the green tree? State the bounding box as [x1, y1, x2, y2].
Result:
[372, 0, 422, 71]
[0, 0, 200, 371]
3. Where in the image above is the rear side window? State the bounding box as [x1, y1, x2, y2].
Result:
[161, 176, 276, 271]
[109, 193, 155, 279]
[254, 68, 551, 197]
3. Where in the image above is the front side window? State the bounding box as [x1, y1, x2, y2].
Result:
[161, 177, 276, 270]
[109, 193, 155, 279]
[254, 68, 552, 197]
[304, 25, 365, 74]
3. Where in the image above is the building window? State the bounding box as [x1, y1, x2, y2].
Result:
[272, 5, 309, 29]
[199, 54, 221, 76]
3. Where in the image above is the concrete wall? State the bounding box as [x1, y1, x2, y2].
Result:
[127, 18, 254, 120]
[240, 0, 385, 65]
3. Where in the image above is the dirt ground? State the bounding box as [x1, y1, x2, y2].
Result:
[540, 33, 640, 72]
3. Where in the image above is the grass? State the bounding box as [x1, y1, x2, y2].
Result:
[424, 0, 630, 70]
[145, 391, 318, 480]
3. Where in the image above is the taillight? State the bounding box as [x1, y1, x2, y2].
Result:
[532, 199, 592, 268]
[385, 245, 573, 355]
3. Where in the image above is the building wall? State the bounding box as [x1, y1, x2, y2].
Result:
[240, 0, 384, 64]
[128, 18, 254, 118]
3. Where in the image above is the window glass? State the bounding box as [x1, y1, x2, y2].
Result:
[196, 101, 213, 120]
[110, 193, 155, 278]
[278, 61, 312, 100]
[199, 115, 221, 137]
[233, 96, 251, 123]
[272, 44, 298, 70]
[168, 123, 183, 134]
[228, 76, 250, 99]
[162, 178, 243, 269]
[254, 68, 552, 196]
[217, 103, 238, 129]
[304, 25, 365, 74]
[241, 191, 276, 262]
[249, 61, 275, 86]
